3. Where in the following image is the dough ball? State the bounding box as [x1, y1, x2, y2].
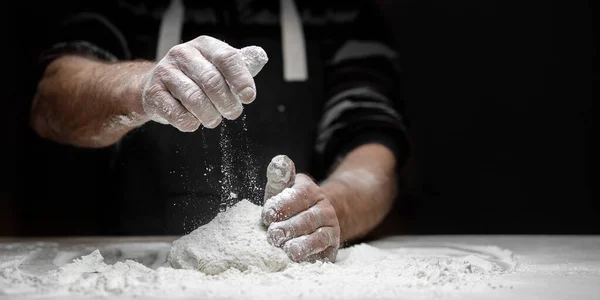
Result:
[167, 200, 292, 275]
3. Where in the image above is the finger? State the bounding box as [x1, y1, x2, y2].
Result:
[167, 44, 243, 120]
[263, 155, 296, 203]
[262, 174, 324, 225]
[142, 81, 201, 132]
[266, 200, 337, 247]
[240, 46, 269, 77]
[306, 246, 338, 263]
[162, 68, 222, 129]
[282, 227, 339, 263]
[193, 36, 258, 104]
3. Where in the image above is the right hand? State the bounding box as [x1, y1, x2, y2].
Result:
[141, 35, 268, 131]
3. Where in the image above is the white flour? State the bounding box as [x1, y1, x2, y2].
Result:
[241, 46, 269, 77]
[0, 200, 518, 299]
[167, 200, 291, 274]
[263, 155, 296, 203]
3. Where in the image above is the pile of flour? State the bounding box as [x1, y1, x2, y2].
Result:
[167, 200, 291, 275]
[0, 200, 518, 299]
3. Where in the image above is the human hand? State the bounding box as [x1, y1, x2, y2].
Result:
[142, 35, 268, 131]
[262, 155, 341, 262]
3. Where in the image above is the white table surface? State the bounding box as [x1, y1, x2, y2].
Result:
[1, 235, 599, 300]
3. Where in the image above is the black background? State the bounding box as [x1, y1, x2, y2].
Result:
[1, 0, 595, 236]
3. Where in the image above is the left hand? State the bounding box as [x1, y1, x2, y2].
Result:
[262, 156, 340, 262]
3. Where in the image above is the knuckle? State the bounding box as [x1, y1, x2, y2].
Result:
[292, 188, 308, 205]
[166, 44, 189, 58]
[214, 48, 240, 67]
[182, 87, 203, 102]
[295, 173, 310, 183]
[143, 83, 163, 99]
[153, 64, 173, 80]
[195, 35, 211, 44]
[295, 182, 310, 196]
[317, 228, 333, 244]
[199, 70, 225, 93]
[298, 183, 319, 203]
[304, 210, 318, 227]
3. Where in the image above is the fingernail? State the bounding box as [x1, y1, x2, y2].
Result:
[263, 208, 277, 224]
[268, 228, 286, 247]
[239, 87, 256, 103]
[283, 243, 303, 262]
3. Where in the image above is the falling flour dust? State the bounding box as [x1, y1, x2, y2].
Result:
[0, 200, 518, 299]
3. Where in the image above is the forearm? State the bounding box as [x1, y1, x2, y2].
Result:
[31, 55, 155, 147]
[320, 143, 398, 242]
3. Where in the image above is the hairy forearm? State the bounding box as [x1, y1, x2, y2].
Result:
[321, 143, 398, 242]
[31, 55, 155, 147]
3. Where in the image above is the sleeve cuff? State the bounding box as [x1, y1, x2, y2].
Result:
[40, 40, 119, 66]
[326, 127, 410, 174]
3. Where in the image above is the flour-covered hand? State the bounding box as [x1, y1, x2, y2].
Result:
[262, 160, 340, 262]
[142, 35, 268, 131]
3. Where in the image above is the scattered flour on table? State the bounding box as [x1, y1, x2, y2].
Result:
[0, 200, 518, 299]
[167, 200, 291, 275]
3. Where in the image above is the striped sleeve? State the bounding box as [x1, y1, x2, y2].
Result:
[315, 4, 409, 172]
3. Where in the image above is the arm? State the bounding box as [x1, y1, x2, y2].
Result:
[314, 1, 407, 243]
[321, 143, 397, 242]
[31, 36, 268, 148]
[261, 142, 400, 262]
[261, 2, 408, 263]
[31, 55, 153, 148]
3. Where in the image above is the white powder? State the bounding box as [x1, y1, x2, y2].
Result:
[262, 187, 297, 224]
[0, 243, 515, 299]
[241, 46, 269, 77]
[0, 201, 518, 299]
[167, 200, 291, 275]
[264, 155, 296, 202]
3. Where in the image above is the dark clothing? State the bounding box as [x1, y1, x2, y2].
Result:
[38, 0, 408, 234]
[15, 0, 594, 236]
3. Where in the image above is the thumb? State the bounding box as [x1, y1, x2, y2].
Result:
[241, 46, 269, 77]
[264, 155, 296, 203]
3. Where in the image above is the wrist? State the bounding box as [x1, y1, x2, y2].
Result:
[320, 178, 351, 241]
[116, 60, 155, 125]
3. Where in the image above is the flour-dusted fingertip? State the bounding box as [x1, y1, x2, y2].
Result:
[241, 46, 269, 77]
[283, 241, 304, 263]
[203, 116, 222, 129]
[267, 228, 286, 247]
[238, 86, 256, 104]
[222, 103, 244, 120]
[262, 208, 277, 226]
